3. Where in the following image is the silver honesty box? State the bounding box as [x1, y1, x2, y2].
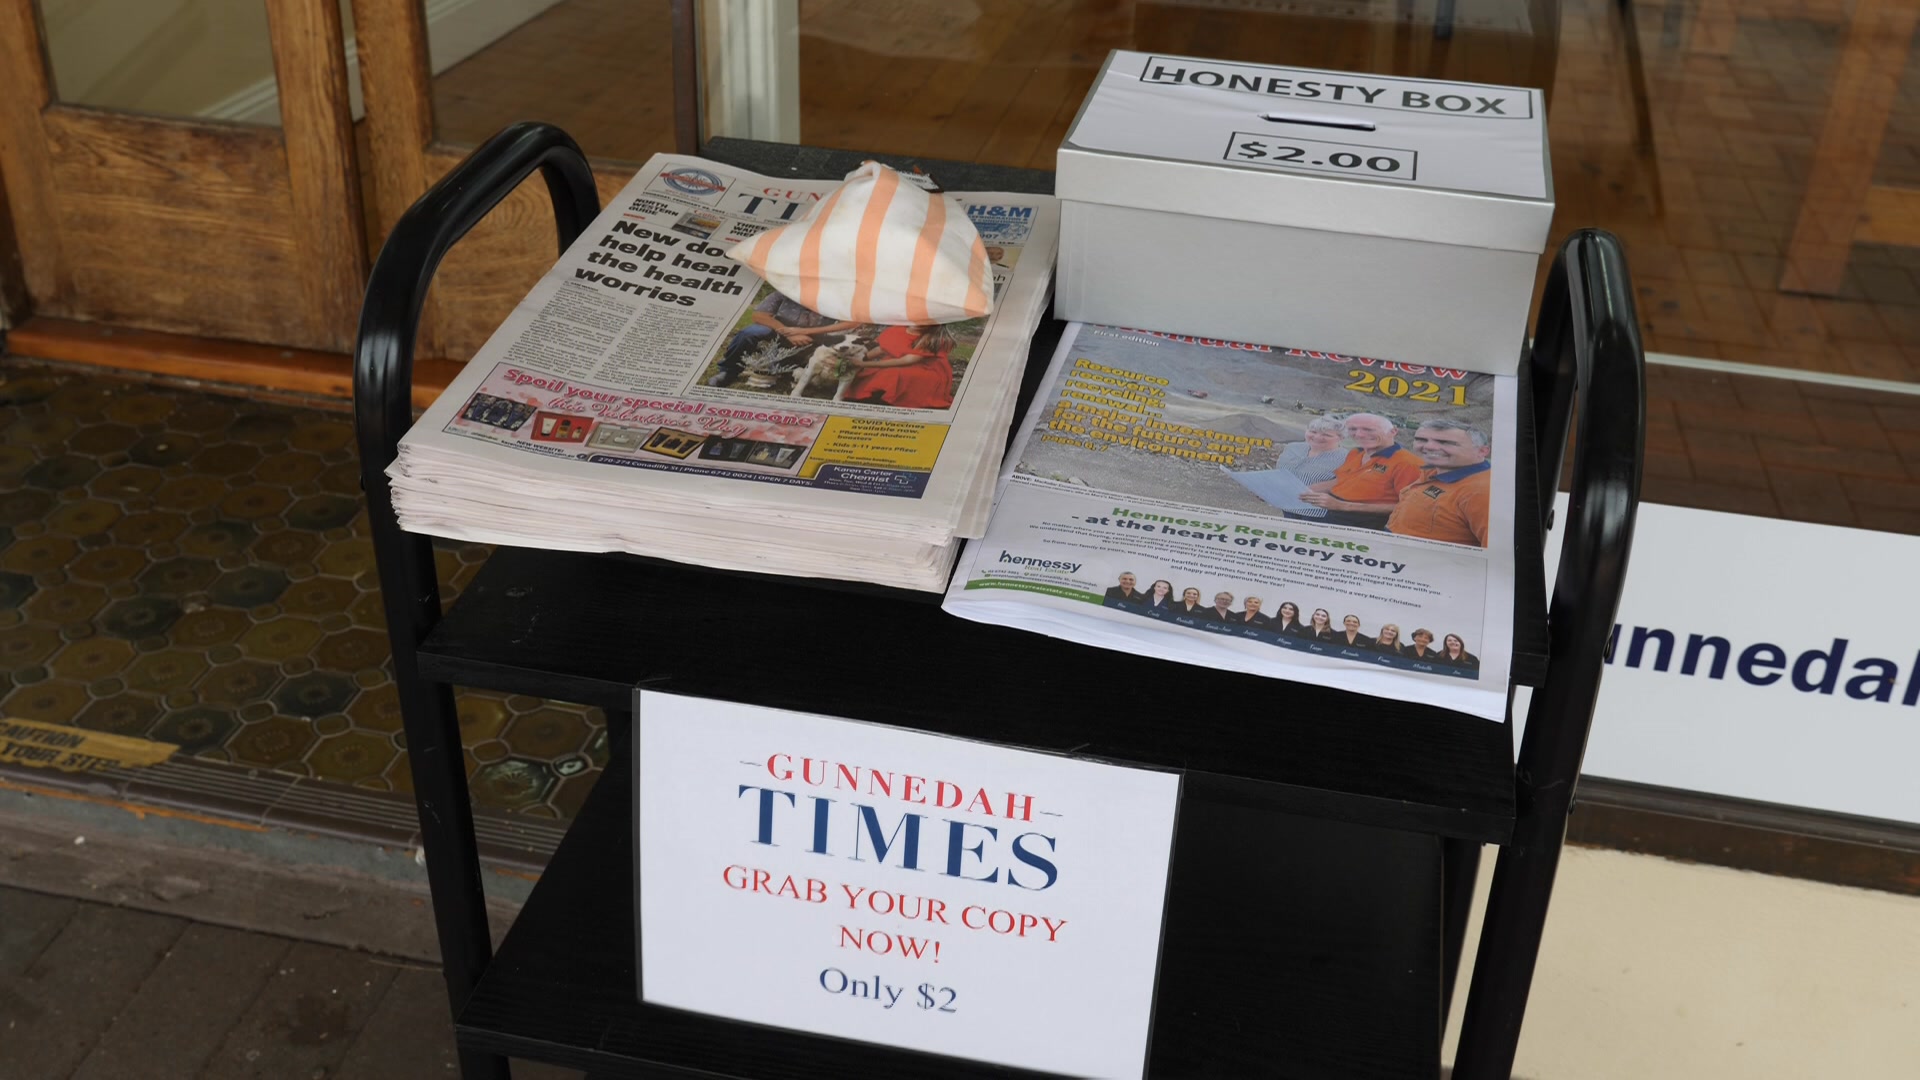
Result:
[1056, 51, 1553, 376]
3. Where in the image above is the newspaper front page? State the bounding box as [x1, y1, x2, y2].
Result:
[391, 154, 1058, 556]
[944, 323, 1519, 721]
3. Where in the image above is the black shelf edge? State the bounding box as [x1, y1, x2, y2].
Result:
[421, 545, 1514, 843]
[457, 756, 1443, 1079]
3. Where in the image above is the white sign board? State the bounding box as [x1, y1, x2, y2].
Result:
[1524, 499, 1920, 825]
[636, 691, 1182, 1078]
[1067, 51, 1549, 200]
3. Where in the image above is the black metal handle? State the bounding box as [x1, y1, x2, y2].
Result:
[355, 121, 598, 478]
[350, 121, 600, 1080]
[1454, 229, 1647, 1079]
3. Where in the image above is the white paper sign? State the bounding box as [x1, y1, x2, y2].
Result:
[1068, 51, 1549, 199]
[636, 691, 1182, 1078]
[1521, 498, 1920, 825]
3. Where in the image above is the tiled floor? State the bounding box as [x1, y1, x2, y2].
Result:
[0, 369, 605, 820]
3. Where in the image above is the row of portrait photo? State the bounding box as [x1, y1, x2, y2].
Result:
[1102, 572, 1481, 671]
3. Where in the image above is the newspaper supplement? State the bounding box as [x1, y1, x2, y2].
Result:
[387, 155, 1057, 591]
[944, 323, 1518, 721]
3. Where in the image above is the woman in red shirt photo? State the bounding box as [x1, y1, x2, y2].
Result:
[845, 325, 958, 410]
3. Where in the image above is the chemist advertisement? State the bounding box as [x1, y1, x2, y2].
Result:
[944, 322, 1519, 722]
[636, 691, 1180, 1079]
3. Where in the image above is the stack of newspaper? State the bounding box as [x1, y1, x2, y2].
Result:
[942, 322, 1519, 721]
[387, 155, 1058, 591]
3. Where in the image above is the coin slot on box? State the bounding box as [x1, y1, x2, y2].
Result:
[1258, 111, 1378, 132]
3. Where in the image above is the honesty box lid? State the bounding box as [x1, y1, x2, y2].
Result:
[1058, 51, 1554, 254]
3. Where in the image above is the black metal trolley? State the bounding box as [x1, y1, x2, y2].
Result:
[354, 122, 1645, 1080]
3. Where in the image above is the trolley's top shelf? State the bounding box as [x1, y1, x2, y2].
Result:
[407, 139, 1552, 846]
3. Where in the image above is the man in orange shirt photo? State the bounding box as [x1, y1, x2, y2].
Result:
[1298, 413, 1426, 529]
[1387, 419, 1492, 547]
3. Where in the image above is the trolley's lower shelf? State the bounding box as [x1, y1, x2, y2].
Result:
[456, 754, 1445, 1078]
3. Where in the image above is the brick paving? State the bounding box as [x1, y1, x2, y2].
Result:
[1644, 365, 1920, 533]
[0, 885, 584, 1080]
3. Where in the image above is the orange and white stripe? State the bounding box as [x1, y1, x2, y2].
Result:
[726, 161, 994, 325]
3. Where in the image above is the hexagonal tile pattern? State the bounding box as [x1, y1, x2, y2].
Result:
[207, 566, 290, 608]
[151, 707, 242, 754]
[239, 617, 324, 662]
[111, 510, 194, 546]
[346, 590, 387, 628]
[50, 636, 137, 681]
[89, 464, 165, 501]
[45, 498, 121, 537]
[24, 453, 100, 489]
[103, 393, 176, 426]
[170, 608, 251, 649]
[1, 534, 77, 574]
[285, 495, 360, 532]
[99, 596, 184, 640]
[0, 488, 54, 527]
[254, 529, 324, 568]
[139, 557, 221, 597]
[272, 671, 357, 719]
[25, 582, 110, 625]
[192, 442, 261, 477]
[279, 576, 357, 617]
[0, 570, 33, 610]
[312, 629, 388, 674]
[312, 538, 375, 580]
[0, 444, 34, 478]
[305, 730, 397, 783]
[2, 680, 89, 724]
[0, 622, 63, 668]
[74, 694, 162, 737]
[229, 414, 294, 445]
[68, 546, 149, 584]
[470, 758, 556, 810]
[503, 708, 593, 760]
[339, 682, 401, 734]
[8, 412, 75, 447]
[129, 433, 202, 468]
[457, 694, 512, 742]
[227, 716, 317, 769]
[125, 649, 211, 694]
[177, 520, 258, 559]
[194, 659, 282, 705]
[3, 369, 603, 820]
[219, 484, 291, 521]
[168, 400, 236, 433]
[68, 423, 139, 456]
[253, 451, 323, 488]
[289, 418, 353, 454]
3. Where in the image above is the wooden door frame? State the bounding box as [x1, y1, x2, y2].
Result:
[1, 0, 374, 395]
[350, 0, 698, 362]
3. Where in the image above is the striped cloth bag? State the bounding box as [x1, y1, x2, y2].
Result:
[724, 161, 994, 325]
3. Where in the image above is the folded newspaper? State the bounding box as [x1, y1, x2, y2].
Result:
[943, 323, 1518, 720]
[388, 155, 1058, 591]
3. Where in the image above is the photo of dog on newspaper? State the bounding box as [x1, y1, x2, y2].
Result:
[698, 283, 989, 411]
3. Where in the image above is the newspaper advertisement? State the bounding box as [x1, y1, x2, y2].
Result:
[944, 323, 1518, 721]
[397, 154, 1056, 529]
